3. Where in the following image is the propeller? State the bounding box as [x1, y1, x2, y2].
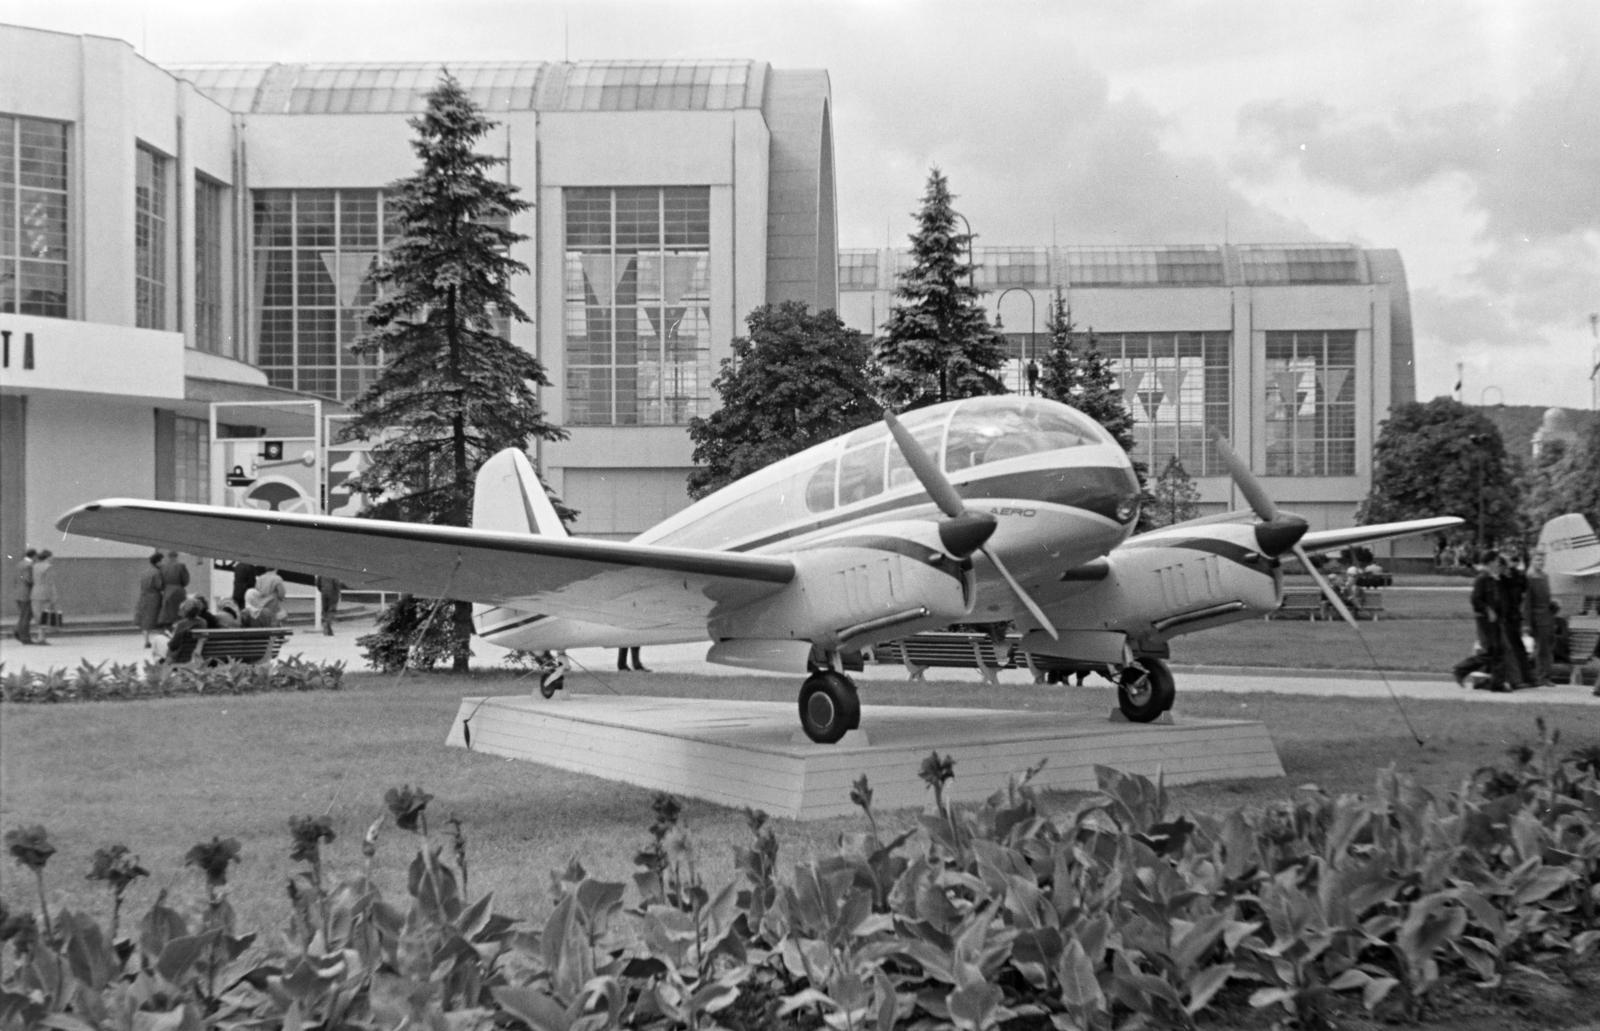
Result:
[884, 411, 1059, 639]
[1211, 431, 1423, 745]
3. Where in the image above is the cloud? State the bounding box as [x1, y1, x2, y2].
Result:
[832, 14, 1315, 247]
[1236, 52, 1600, 242]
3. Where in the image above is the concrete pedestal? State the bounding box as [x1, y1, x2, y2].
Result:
[446, 695, 1285, 821]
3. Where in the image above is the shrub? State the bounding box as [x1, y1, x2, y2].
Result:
[5, 723, 1600, 1030]
[356, 594, 466, 672]
[0, 656, 344, 703]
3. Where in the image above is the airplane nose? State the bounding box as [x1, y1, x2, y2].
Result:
[1254, 515, 1309, 557]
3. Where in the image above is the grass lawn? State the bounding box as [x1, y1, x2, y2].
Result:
[6, 665, 1596, 939]
[1169, 617, 1477, 671]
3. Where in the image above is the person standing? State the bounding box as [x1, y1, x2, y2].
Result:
[156, 550, 190, 628]
[29, 549, 57, 644]
[616, 646, 648, 671]
[317, 575, 342, 635]
[13, 547, 36, 644]
[254, 567, 287, 625]
[231, 562, 261, 609]
[1454, 551, 1511, 690]
[1499, 551, 1533, 689]
[1525, 549, 1557, 686]
[135, 552, 164, 647]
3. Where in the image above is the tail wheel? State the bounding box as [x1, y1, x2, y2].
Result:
[798, 671, 861, 744]
[1117, 657, 1175, 722]
[537, 652, 568, 699]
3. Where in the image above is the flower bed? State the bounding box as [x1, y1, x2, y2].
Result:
[3, 721, 1600, 1029]
[0, 655, 344, 703]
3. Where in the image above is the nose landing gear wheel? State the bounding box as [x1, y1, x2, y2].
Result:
[798, 671, 861, 744]
[1116, 657, 1175, 723]
[537, 651, 569, 699]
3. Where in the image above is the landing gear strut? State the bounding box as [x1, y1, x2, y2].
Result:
[1116, 657, 1175, 722]
[798, 670, 861, 744]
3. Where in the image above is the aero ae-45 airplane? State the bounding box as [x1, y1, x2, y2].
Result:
[57, 396, 1459, 743]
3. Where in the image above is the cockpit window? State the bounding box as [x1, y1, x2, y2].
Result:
[944, 397, 1106, 471]
[804, 459, 838, 512]
[838, 441, 888, 506]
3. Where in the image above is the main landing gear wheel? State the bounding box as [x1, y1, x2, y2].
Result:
[798, 671, 861, 744]
[1116, 658, 1175, 723]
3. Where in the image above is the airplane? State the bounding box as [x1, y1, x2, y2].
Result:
[1537, 512, 1600, 611]
[55, 395, 1460, 743]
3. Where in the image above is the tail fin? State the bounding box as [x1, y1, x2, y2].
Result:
[472, 448, 567, 538]
[1539, 513, 1600, 576]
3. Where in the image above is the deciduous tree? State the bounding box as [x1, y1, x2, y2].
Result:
[687, 302, 880, 499]
[344, 72, 565, 671]
[875, 168, 1007, 410]
[1358, 397, 1521, 552]
[1520, 415, 1600, 533]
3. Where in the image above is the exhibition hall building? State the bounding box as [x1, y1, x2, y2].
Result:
[0, 23, 838, 616]
[0, 22, 1417, 622]
[839, 244, 1416, 533]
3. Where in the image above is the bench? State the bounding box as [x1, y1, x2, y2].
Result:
[191, 628, 294, 666]
[1268, 586, 1383, 621]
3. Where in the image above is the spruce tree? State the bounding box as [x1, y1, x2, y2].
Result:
[1035, 290, 1152, 525]
[1148, 456, 1201, 528]
[344, 72, 565, 671]
[875, 168, 1007, 410]
[688, 301, 881, 499]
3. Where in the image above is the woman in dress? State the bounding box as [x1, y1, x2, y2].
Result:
[29, 549, 57, 643]
[135, 552, 164, 647]
[156, 550, 190, 628]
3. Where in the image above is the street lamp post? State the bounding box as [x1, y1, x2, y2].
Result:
[995, 286, 1037, 395]
[954, 211, 976, 289]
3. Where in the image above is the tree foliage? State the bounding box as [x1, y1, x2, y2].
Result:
[1519, 415, 1600, 533]
[1035, 291, 1135, 450]
[1035, 291, 1153, 527]
[342, 72, 566, 670]
[1358, 397, 1522, 549]
[687, 302, 881, 499]
[874, 168, 1007, 410]
[1147, 456, 1202, 529]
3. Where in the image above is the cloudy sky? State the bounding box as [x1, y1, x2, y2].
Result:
[7, 0, 1598, 406]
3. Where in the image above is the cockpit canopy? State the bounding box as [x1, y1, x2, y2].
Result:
[646, 396, 1113, 550]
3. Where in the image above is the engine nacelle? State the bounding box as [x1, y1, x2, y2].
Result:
[1037, 522, 1281, 654]
[709, 522, 971, 650]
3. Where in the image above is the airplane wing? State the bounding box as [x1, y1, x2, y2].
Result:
[1298, 516, 1464, 554]
[57, 499, 793, 632]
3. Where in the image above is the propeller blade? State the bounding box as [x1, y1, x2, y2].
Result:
[983, 545, 1059, 639]
[885, 410, 964, 519]
[1294, 543, 1358, 628]
[1211, 432, 1278, 522]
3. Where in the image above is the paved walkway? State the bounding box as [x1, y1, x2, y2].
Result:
[3, 623, 1595, 707]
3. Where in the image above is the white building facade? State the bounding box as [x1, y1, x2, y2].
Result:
[1, 24, 837, 617]
[839, 244, 1416, 535]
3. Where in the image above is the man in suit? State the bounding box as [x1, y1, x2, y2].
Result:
[1454, 550, 1513, 691]
[1525, 549, 1557, 686]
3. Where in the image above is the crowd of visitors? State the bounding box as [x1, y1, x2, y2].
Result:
[1452, 546, 1565, 691]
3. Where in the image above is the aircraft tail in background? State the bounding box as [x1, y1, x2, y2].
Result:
[1539, 513, 1600, 577]
[471, 448, 567, 538]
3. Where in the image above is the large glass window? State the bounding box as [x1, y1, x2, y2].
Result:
[135, 145, 168, 329]
[251, 189, 387, 400]
[194, 177, 227, 355]
[174, 416, 210, 504]
[1265, 330, 1356, 476]
[564, 186, 711, 426]
[1098, 332, 1231, 476]
[0, 115, 69, 318]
